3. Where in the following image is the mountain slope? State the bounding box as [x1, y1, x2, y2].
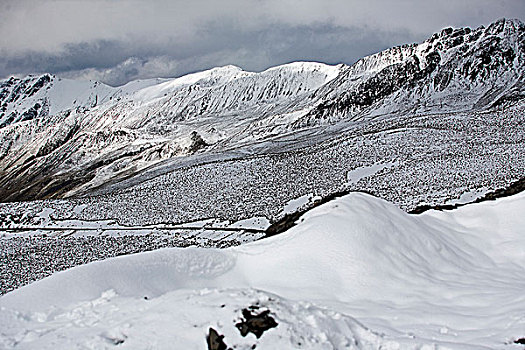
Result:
[298, 18, 524, 126]
[0, 62, 343, 201]
[0, 19, 523, 202]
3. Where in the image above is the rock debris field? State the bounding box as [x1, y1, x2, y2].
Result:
[1, 101, 525, 295]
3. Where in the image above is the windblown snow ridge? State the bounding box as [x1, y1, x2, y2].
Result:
[2, 191, 525, 349]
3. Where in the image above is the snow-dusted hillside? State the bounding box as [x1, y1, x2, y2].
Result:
[0, 62, 342, 201]
[0, 75, 110, 128]
[0, 18, 523, 201]
[2, 192, 525, 349]
[0, 74, 170, 128]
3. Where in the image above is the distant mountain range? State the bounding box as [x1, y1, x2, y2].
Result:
[0, 18, 523, 202]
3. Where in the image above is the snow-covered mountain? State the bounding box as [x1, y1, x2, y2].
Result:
[0, 62, 343, 201]
[0, 18, 523, 202]
[299, 18, 524, 125]
[2, 191, 525, 349]
[1, 18, 525, 350]
[0, 73, 172, 128]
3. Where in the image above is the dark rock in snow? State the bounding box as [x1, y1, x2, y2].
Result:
[235, 308, 278, 339]
[514, 337, 525, 345]
[188, 131, 208, 153]
[207, 327, 229, 350]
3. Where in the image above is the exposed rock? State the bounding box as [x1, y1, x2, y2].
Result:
[24, 74, 51, 98]
[206, 328, 229, 350]
[188, 131, 208, 153]
[235, 307, 278, 339]
[515, 337, 525, 345]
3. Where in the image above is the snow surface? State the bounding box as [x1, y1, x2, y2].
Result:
[444, 187, 489, 205]
[229, 216, 271, 231]
[281, 193, 322, 215]
[346, 161, 398, 184]
[2, 192, 525, 349]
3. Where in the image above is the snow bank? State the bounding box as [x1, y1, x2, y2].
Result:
[2, 192, 525, 349]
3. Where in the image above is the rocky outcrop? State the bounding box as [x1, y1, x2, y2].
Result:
[297, 18, 524, 127]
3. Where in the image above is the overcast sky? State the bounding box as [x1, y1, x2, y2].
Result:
[1, 0, 523, 86]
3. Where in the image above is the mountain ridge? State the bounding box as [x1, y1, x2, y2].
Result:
[0, 18, 523, 202]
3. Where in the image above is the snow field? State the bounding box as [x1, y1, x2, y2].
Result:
[2, 192, 525, 349]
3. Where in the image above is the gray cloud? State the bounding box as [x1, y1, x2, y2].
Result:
[0, 0, 523, 85]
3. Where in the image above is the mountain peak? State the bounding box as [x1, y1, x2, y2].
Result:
[485, 17, 524, 33]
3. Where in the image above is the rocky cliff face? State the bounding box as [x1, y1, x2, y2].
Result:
[0, 18, 523, 202]
[297, 18, 524, 126]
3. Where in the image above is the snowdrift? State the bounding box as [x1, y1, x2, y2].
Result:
[2, 192, 525, 349]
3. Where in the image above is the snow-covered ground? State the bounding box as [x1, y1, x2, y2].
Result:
[2, 192, 524, 349]
[345, 161, 398, 185]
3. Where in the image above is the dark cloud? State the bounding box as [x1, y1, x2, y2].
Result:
[3, 40, 128, 74]
[0, 0, 523, 85]
[1, 22, 417, 86]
